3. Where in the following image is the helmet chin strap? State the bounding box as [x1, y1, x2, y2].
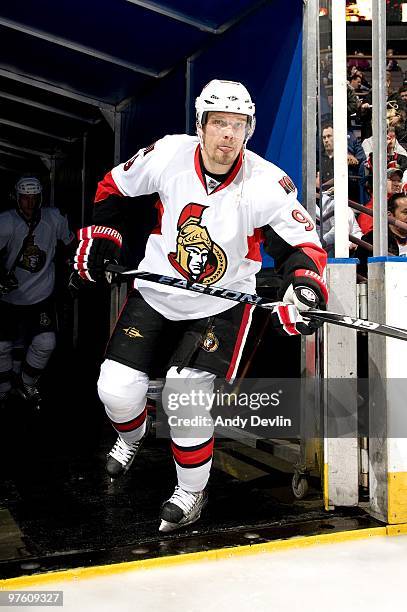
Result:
[197, 125, 204, 150]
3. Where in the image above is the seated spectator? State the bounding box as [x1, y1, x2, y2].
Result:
[345, 71, 372, 138]
[349, 72, 363, 94]
[320, 123, 366, 202]
[388, 99, 407, 149]
[348, 70, 370, 97]
[387, 166, 404, 194]
[355, 69, 371, 92]
[348, 130, 367, 202]
[399, 86, 407, 106]
[317, 190, 363, 258]
[347, 83, 360, 121]
[355, 193, 407, 276]
[386, 49, 401, 72]
[357, 175, 374, 235]
[347, 51, 371, 72]
[357, 167, 405, 235]
[0, 176, 74, 410]
[362, 126, 407, 174]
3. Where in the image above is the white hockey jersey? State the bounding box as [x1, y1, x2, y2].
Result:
[0, 207, 74, 305]
[94, 135, 325, 321]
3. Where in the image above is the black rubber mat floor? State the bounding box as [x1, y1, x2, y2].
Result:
[0, 344, 383, 581]
[0, 396, 383, 580]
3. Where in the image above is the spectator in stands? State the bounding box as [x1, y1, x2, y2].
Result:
[0, 176, 74, 410]
[356, 167, 406, 236]
[399, 86, 407, 106]
[348, 69, 370, 98]
[362, 126, 407, 174]
[387, 127, 407, 173]
[355, 193, 407, 276]
[347, 84, 360, 121]
[317, 191, 363, 258]
[387, 102, 403, 129]
[349, 72, 363, 93]
[355, 69, 371, 92]
[357, 174, 374, 235]
[320, 122, 366, 202]
[385, 71, 404, 100]
[320, 123, 335, 184]
[389, 99, 407, 149]
[386, 49, 401, 72]
[347, 51, 370, 72]
[346, 70, 372, 138]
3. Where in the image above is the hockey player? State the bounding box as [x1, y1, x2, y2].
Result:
[0, 177, 74, 408]
[74, 80, 328, 532]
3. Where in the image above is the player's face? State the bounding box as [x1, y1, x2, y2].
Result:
[18, 194, 41, 220]
[201, 112, 247, 173]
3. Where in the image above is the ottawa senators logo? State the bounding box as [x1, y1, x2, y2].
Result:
[168, 204, 227, 284]
[17, 235, 46, 273]
[278, 175, 296, 195]
[201, 329, 219, 352]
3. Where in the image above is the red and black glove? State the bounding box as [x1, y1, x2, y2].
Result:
[270, 303, 317, 336]
[272, 269, 328, 336]
[74, 225, 122, 282]
[283, 269, 328, 312]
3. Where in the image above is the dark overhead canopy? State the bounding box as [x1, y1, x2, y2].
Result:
[0, 0, 304, 237]
[0, 0, 272, 160]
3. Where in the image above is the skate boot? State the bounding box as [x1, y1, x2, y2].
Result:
[15, 376, 42, 410]
[159, 486, 208, 533]
[106, 416, 151, 479]
[0, 390, 11, 411]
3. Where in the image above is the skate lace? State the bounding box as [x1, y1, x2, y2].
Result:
[109, 437, 139, 466]
[168, 486, 200, 513]
[23, 383, 40, 399]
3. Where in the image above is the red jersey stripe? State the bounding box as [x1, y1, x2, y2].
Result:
[226, 304, 254, 381]
[94, 171, 123, 203]
[245, 228, 264, 262]
[151, 199, 164, 235]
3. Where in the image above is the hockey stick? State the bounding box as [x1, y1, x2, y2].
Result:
[106, 264, 407, 342]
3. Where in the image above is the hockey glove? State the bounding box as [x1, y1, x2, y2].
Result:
[0, 269, 18, 295]
[67, 270, 90, 297]
[74, 225, 122, 282]
[280, 269, 328, 334]
[270, 303, 317, 336]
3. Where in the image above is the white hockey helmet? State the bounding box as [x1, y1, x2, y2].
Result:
[195, 79, 256, 141]
[15, 176, 43, 215]
[15, 176, 42, 196]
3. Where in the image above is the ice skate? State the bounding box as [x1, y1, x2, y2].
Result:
[0, 390, 11, 411]
[15, 376, 42, 410]
[106, 415, 151, 480]
[159, 486, 208, 533]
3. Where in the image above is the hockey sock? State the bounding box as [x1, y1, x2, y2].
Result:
[171, 437, 214, 492]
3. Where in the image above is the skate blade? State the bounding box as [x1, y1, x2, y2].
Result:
[159, 519, 181, 533]
[159, 514, 201, 533]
